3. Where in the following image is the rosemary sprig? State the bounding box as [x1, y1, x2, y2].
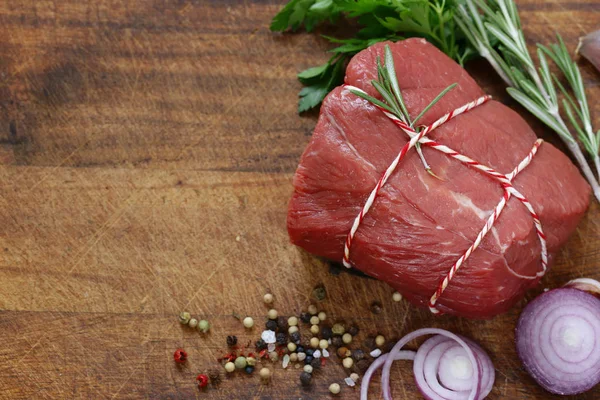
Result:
[455, 0, 600, 202]
[349, 45, 456, 175]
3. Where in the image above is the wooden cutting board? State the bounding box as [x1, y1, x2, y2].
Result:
[1, 0, 599, 398]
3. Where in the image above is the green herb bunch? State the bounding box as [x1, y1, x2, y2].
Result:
[271, 0, 476, 113]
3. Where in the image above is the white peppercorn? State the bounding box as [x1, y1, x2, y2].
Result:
[317, 311, 326, 321]
[310, 337, 320, 348]
[303, 365, 313, 374]
[308, 304, 318, 315]
[342, 333, 352, 344]
[288, 326, 299, 334]
[310, 316, 320, 325]
[224, 362, 235, 373]
[329, 383, 341, 394]
[267, 309, 278, 320]
[310, 324, 319, 335]
[392, 291, 402, 302]
[264, 293, 274, 304]
[243, 317, 254, 328]
[259, 367, 271, 379]
[319, 339, 329, 349]
[188, 318, 198, 329]
[375, 335, 385, 347]
[287, 342, 297, 352]
[288, 316, 298, 326]
[342, 357, 354, 369]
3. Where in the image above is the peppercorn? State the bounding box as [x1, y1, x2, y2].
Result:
[342, 357, 354, 369]
[364, 337, 376, 350]
[306, 348, 314, 357]
[352, 349, 365, 361]
[300, 371, 312, 386]
[313, 285, 327, 301]
[259, 367, 271, 380]
[350, 372, 359, 382]
[297, 352, 307, 362]
[266, 320, 278, 331]
[287, 342, 297, 352]
[321, 326, 333, 340]
[303, 364, 313, 374]
[309, 316, 320, 325]
[276, 332, 287, 345]
[290, 331, 301, 343]
[235, 356, 247, 369]
[269, 351, 279, 361]
[196, 374, 209, 389]
[288, 316, 298, 326]
[305, 355, 314, 365]
[317, 311, 326, 321]
[319, 339, 329, 349]
[227, 335, 238, 346]
[264, 293, 274, 304]
[290, 353, 298, 362]
[255, 339, 267, 350]
[332, 336, 343, 347]
[173, 348, 187, 363]
[277, 316, 288, 331]
[243, 316, 254, 328]
[297, 345, 305, 353]
[356, 359, 370, 373]
[329, 383, 341, 394]
[342, 333, 352, 344]
[288, 326, 299, 334]
[310, 337, 319, 348]
[308, 304, 318, 315]
[300, 312, 311, 323]
[198, 319, 210, 333]
[245, 366, 255, 374]
[310, 325, 319, 335]
[267, 309, 278, 320]
[332, 323, 345, 336]
[188, 318, 198, 329]
[370, 301, 383, 314]
[348, 325, 359, 336]
[179, 311, 191, 325]
[310, 357, 321, 370]
[224, 362, 235, 373]
[208, 368, 221, 385]
[375, 335, 385, 347]
[337, 347, 349, 358]
[247, 357, 257, 366]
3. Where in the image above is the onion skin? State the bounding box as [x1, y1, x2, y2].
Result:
[564, 278, 600, 299]
[578, 30, 600, 73]
[516, 288, 600, 395]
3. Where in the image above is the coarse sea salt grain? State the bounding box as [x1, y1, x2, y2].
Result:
[313, 350, 321, 359]
[322, 349, 330, 358]
[370, 349, 382, 358]
[344, 377, 356, 387]
[282, 354, 290, 369]
[267, 343, 276, 352]
[262, 330, 276, 344]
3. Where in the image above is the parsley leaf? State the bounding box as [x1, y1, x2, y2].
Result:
[298, 57, 346, 113]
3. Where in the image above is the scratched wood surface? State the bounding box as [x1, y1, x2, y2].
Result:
[1, 0, 600, 399]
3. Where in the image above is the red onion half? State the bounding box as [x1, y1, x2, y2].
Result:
[360, 328, 495, 400]
[516, 288, 600, 395]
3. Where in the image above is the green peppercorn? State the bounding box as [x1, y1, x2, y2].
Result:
[332, 323, 345, 336]
[198, 319, 210, 333]
[313, 285, 327, 301]
[179, 311, 191, 325]
[234, 356, 247, 369]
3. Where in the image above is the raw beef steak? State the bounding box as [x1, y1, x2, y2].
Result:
[287, 39, 590, 318]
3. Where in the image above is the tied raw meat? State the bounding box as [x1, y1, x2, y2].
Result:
[287, 39, 590, 319]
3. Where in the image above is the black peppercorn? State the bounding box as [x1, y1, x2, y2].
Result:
[290, 331, 301, 343]
[300, 312, 311, 323]
[304, 355, 314, 365]
[300, 371, 312, 386]
[277, 316, 288, 331]
[312, 285, 327, 301]
[208, 368, 221, 385]
[352, 349, 365, 361]
[266, 320, 278, 331]
[348, 325, 359, 336]
[226, 335, 238, 346]
[321, 326, 333, 340]
[364, 336, 376, 350]
[332, 336, 343, 347]
[276, 332, 287, 345]
[310, 357, 321, 370]
[245, 366, 254, 374]
[296, 345, 305, 353]
[356, 359, 371, 373]
[305, 349, 314, 357]
[370, 301, 383, 314]
[255, 339, 267, 350]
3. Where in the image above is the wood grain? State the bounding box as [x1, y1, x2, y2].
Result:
[1, 0, 600, 398]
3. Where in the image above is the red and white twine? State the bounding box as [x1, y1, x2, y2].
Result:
[341, 85, 548, 314]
